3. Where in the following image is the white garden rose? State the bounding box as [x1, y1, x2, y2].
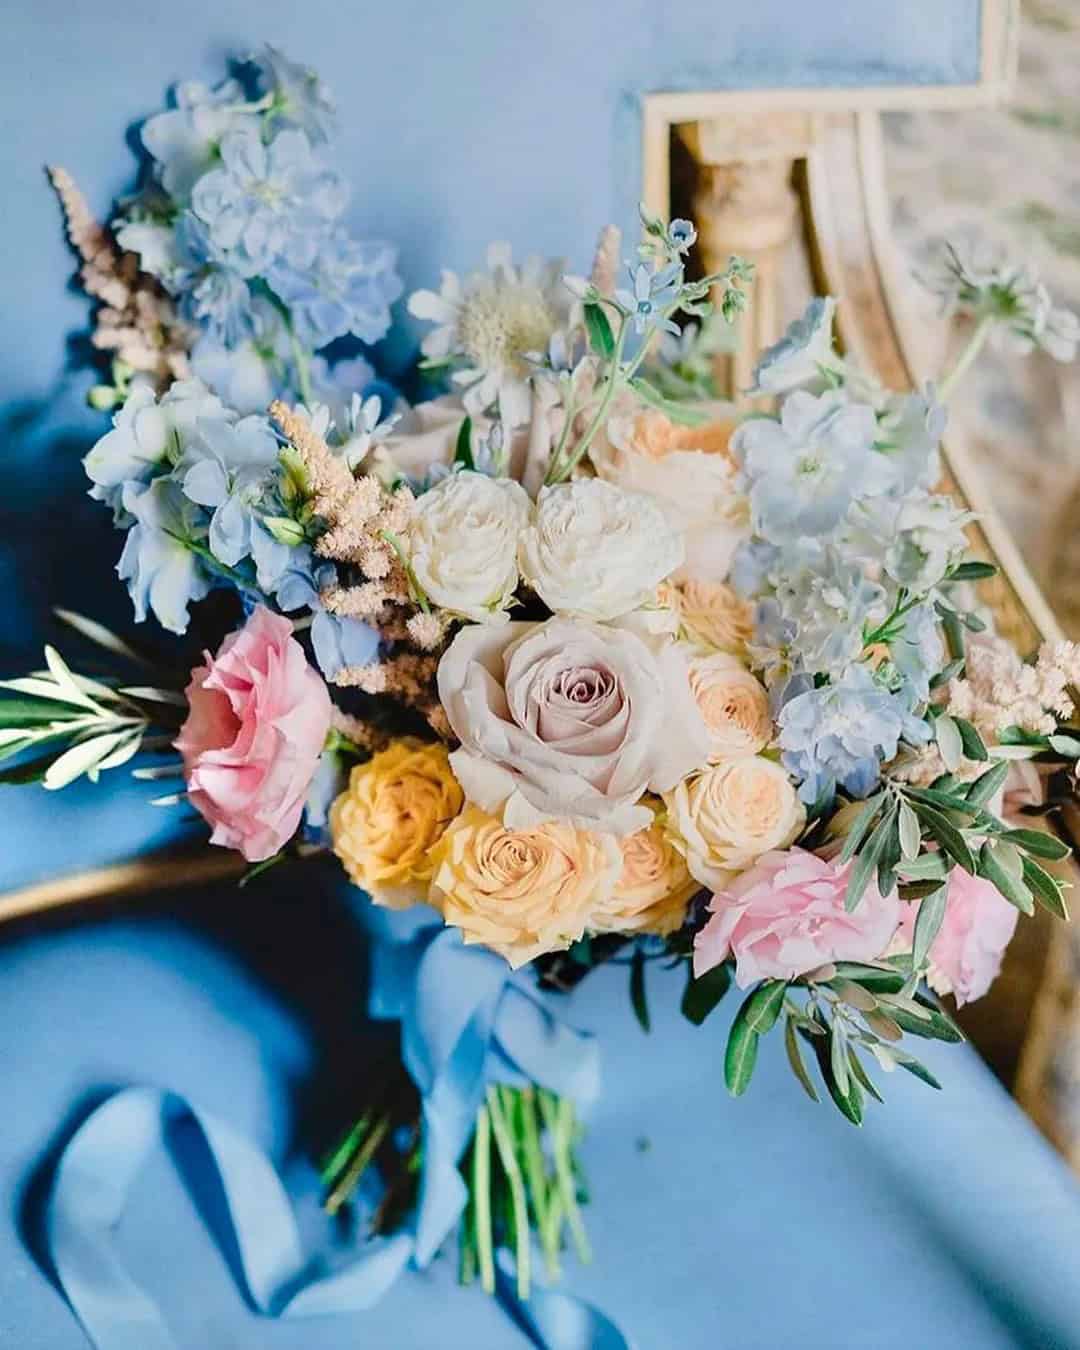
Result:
[437, 616, 708, 835]
[517, 479, 683, 621]
[590, 407, 748, 584]
[409, 470, 531, 623]
[664, 757, 805, 891]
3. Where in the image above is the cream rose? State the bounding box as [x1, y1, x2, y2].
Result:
[664, 757, 805, 891]
[329, 739, 464, 907]
[588, 799, 700, 937]
[662, 578, 756, 656]
[437, 616, 708, 835]
[429, 804, 622, 967]
[517, 479, 683, 621]
[590, 407, 748, 584]
[408, 470, 531, 623]
[686, 649, 772, 762]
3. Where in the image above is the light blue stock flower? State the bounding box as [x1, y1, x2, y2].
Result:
[84, 384, 172, 505]
[616, 261, 681, 336]
[748, 297, 837, 396]
[270, 234, 402, 348]
[117, 479, 213, 635]
[778, 664, 930, 805]
[176, 414, 279, 567]
[731, 390, 878, 543]
[251, 45, 336, 145]
[141, 78, 251, 202]
[774, 542, 887, 680]
[191, 337, 279, 416]
[190, 126, 346, 278]
[871, 386, 946, 496]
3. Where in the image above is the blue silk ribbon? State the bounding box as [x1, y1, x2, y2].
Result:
[42, 919, 631, 1350]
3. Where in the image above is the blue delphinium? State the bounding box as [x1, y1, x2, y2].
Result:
[748, 296, 838, 397]
[270, 234, 403, 349]
[778, 665, 931, 804]
[772, 541, 887, 680]
[250, 45, 337, 145]
[731, 390, 878, 542]
[117, 479, 214, 635]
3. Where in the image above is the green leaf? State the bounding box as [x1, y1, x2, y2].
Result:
[964, 760, 1010, 810]
[742, 980, 788, 1035]
[937, 605, 965, 661]
[929, 658, 966, 691]
[1022, 857, 1070, 920]
[0, 696, 83, 729]
[1000, 827, 1071, 861]
[882, 1002, 964, 1043]
[892, 1049, 943, 1090]
[830, 1024, 851, 1096]
[899, 879, 951, 902]
[845, 805, 896, 912]
[837, 792, 884, 864]
[454, 416, 474, 470]
[904, 785, 981, 816]
[681, 961, 733, 1026]
[912, 885, 948, 970]
[806, 1021, 863, 1125]
[978, 840, 1034, 915]
[952, 716, 988, 762]
[827, 962, 906, 994]
[935, 714, 964, 772]
[847, 1046, 884, 1104]
[43, 730, 131, 790]
[724, 1017, 759, 1097]
[583, 302, 615, 358]
[948, 560, 998, 581]
[628, 376, 710, 426]
[630, 946, 650, 1033]
[1049, 733, 1080, 757]
[898, 800, 921, 862]
[909, 799, 975, 874]
[784, 1015, 819, 1102]
[896, 853, 950, 882]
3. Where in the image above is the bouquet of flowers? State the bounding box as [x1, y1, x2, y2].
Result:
[8, 44, 1080, 1315]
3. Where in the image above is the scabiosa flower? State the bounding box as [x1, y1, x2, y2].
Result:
[777, 664, 930, 804]
[730, 390, 878, 543]
[615, 261, 681, 336]
[748, 296, 837, 396]
[190, 126, 346, 278]
[250, 44, 336, 145]
[408, 243, 572, 426]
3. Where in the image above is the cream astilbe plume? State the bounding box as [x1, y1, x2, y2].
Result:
[590, 224, 622, 297]
[49, 165, 193, 386]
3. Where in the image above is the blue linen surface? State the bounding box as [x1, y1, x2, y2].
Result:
[3, 872, 1080, 1350]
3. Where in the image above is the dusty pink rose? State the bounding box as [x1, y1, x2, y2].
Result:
[176, 606, 332, 862]
[693, 847, 902, 987]
[898, 868, 1018, 1006]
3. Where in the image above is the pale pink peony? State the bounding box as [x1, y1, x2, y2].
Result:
[176, 606, 333, 862]
[898, 868, 1018, 1006]
[693, 847, 902, 988]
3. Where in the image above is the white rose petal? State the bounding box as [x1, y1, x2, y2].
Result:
[409, 470, 531, 624]
[518, 479, 683, 621]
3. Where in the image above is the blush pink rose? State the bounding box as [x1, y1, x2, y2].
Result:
[693, 847, 902, 988]
[898, 868, 1018, 1006]
[176, 606, 332, 862]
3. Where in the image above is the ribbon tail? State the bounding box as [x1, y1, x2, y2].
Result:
[495, 1255, 635, 1350]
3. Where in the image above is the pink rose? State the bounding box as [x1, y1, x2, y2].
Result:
[899, 868, 1018, 1006]
[176, 606, 332, 862]
[693, 847, 902, 987]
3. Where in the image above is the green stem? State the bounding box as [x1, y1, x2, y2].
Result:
[938, 314, 994, 402]
[319, 1113, 369, 1186]
[518, 1088, 558, 1278]
[473, 1104, 495, 1294]
[487, 1087, 531, 1301]
[546, 320, 629, 485]
[539, 1092, 591, 1264]
[324, 1112, 390, 1216]
[379, 529, 431, 613]
[288, 326, 314, 408]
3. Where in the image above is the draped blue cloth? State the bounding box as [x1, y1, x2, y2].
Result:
[5, 881, 1080, 1348]
[39, 912, 621, 1350]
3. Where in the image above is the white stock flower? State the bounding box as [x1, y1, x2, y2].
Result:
[518, 479, 683, 621]
[407, 244, 572, 426]
[409, 470, 531, 623]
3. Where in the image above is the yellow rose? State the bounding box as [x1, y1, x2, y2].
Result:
[664, 758, 805, 892]
[330, 739, 464, 908]
[588, 799, 700, 937]
[661, 579, 755, 657]
[686, 649, 772, 762]
[429, 805, 622, 967]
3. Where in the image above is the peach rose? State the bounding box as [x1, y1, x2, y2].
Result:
[588, 799, 701, 937]
[686, 649, 772, 762]
[590, 406, 748, 583]
[661, 579, 756, 657]
[664, 757, 805, 891]
[437, 616, 707, 835]
[176, 606, 332, 862]
[429, 804, 622, 967]
[330, 739, 464, 908]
